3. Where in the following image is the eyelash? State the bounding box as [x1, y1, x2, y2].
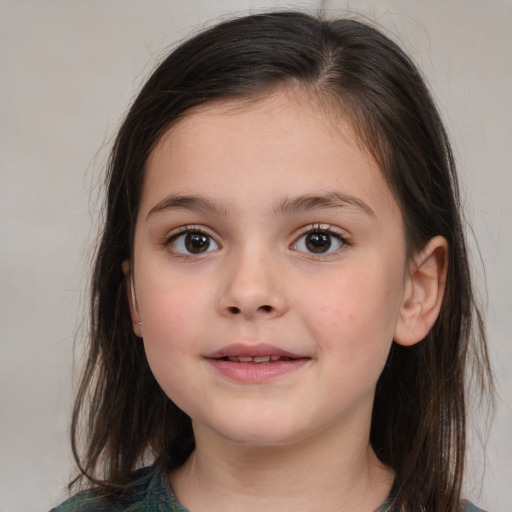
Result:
[165, 225, 220, 257]
[291, 224, 349, 257]
[164, 224, 349, 258]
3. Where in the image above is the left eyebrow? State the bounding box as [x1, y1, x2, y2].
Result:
[274, 192, 375, 218]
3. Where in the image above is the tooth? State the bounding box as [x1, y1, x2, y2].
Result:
[228, 356, 239, 362]
[270, 356, 281, 361]
[253, 356, 271, 363]
[238, 356, 253, 362]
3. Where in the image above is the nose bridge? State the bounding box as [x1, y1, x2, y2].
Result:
[218, 241, 286, 318]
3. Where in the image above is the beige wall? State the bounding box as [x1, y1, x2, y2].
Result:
[0, 1, 510, 510]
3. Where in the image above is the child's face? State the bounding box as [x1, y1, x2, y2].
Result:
[129, 89, 409, 448]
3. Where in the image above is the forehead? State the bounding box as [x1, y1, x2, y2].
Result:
[141, 89, 398, 220]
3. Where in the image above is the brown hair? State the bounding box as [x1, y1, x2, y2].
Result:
[71, 11, 492, 510]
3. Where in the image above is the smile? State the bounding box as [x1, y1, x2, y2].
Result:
[219, 355, 296, 363]
[205, 344, 310, 383]
[205, 342, 305, 360]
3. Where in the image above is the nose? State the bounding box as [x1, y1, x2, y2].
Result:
[217, 249, 288, 320]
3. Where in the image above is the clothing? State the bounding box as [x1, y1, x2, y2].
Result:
[50, 464, 486, 512]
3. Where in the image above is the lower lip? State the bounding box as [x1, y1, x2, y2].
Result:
[206, 358, 310, 383]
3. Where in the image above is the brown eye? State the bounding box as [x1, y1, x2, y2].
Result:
[185, 233, 210, 253]
[305, 232, 331, 253]
[169, 230, 219, 255]
[294, 229, 345, 255]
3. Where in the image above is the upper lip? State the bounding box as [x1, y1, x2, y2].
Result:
[205, 343, 306, 359]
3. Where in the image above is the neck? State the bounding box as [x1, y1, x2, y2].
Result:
[169, 420, 393, 512]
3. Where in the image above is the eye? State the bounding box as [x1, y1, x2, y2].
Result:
[293, 229, 345, 255]
[168, 230, 219, 255]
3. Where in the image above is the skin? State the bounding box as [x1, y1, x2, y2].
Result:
[124, 89, 448, 512]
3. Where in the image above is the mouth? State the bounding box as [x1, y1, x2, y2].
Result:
[216, 355, 299, 363]
[205, 343, 310, 382]
[205, 343, 307, 361]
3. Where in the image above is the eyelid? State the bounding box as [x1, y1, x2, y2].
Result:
[164, 225, 221, 256]
[293, 223, 349, 240]
[165, 224, 216, 240]
[290, 223, 350, 256]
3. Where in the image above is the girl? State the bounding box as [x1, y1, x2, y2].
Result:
[52, 11, 493, 512]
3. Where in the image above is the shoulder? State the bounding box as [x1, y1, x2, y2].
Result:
[50, 490, 121, 512]
[50, 464, 187, 512]
[50, 487, 129, 512]
[461, 499, 489, 512]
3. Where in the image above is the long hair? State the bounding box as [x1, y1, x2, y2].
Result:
[71, 11, 492, 510]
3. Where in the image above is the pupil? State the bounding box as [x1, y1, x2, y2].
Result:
[306, 232, 331, 253]
[185, 233, 209, 253]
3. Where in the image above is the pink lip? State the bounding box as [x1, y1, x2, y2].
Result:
[205, 343, 310, 383]
[205, 343, 304, 359]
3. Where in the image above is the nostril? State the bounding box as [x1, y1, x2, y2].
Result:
[225, 305, 274, 315]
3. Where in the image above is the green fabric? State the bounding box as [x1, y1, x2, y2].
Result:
[50, 464, 486, 512]
[50, 465, 186, 512]
[462, 501, 488, 512]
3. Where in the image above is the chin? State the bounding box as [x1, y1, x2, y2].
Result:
[201, 414, 313, 448]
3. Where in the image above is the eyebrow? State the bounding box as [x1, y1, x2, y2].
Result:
[147, 194, 229, 219]
[146, 191, 375, 220]
[274, 191, 375, 217]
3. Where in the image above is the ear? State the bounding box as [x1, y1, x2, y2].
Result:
[394, 236, 448, 346]
[122, 260, 143, 338]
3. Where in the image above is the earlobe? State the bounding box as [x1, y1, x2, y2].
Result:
[394, 236, 448, 346]
[122, 260, 143, 338]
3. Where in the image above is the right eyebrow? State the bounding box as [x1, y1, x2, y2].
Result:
[146, 194, 229, 220]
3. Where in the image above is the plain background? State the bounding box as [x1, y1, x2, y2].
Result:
[0, 1, 510, 511]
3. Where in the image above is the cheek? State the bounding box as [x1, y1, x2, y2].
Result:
[138, 281, 209, 408]
[135, 277, 207, 381]
[139, 271, 210, 339]
[301, 262, 404, 357]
